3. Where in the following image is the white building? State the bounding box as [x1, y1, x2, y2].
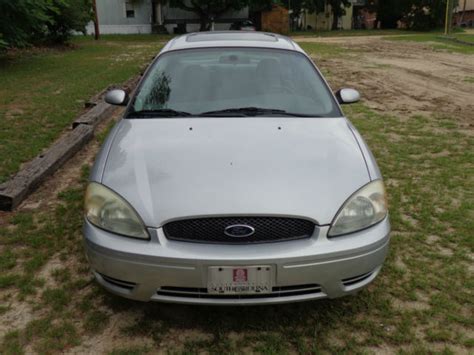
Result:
[88, 0, 249, 34]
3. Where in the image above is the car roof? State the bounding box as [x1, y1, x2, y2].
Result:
[160, 31, 304, 53]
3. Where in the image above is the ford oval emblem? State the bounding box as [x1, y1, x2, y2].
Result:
[224, 224, 255, 238]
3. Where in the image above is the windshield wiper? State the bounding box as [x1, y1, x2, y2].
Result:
[127, 109, 192, 118]
[199, 107, 316, 117]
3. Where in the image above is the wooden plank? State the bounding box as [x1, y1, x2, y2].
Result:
[0, 125, 94, 211]
[72, 102, 117, 129]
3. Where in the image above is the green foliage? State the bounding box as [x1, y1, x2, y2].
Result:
[0, 0, 92, 49]
[283, 0, 324, 25]
[405, 0, 448, 30]
[378, 0, 457, 30]
[0, 0, 51, 48]
[377, 0, 409, 28]
[45, 0, 93, 44]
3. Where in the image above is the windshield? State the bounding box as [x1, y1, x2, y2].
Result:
[129, 48, 341, 117]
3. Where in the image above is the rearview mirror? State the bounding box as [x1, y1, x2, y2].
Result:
[335, 88, 360, 105]
[105, 89, 129, 106]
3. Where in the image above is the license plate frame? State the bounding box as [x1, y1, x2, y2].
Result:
[207, 266, 273, 295]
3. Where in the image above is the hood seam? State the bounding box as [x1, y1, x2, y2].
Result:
[347, 122, 372, 181]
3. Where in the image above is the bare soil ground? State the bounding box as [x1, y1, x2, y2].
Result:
[297, 36, 474, 128]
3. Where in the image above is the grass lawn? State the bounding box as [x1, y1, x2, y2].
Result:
[0, 36, 473, 354]
[0, 35, 168, 183]
[453, 33, 474, 43]
[386, 33, 474, 54]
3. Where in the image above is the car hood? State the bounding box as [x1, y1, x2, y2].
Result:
[101, 117, 370, 227]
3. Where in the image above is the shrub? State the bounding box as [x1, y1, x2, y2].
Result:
[0, 0, 92, 49]
[45, 0, 93, 44]
[0, 0, 51, 48]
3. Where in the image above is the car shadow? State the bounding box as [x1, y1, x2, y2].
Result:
[100, 287, 376, 335]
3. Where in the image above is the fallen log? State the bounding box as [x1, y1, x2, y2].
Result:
[0, 125, 94, 211]
[72, 102, 117, 129]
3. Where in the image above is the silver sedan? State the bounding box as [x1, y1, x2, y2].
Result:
[83, 31, 390, 305]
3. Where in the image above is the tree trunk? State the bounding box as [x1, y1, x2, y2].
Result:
[459, 0, 467, 25]
[92, 0, 100, 40]
[199, 17, 209, 31]
[332, 12, 339, 30]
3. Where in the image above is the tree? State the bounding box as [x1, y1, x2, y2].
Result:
[45, 0, 93, 44]
[327, 0, 351, 30]
[405, 1, 459, 30]
[168, 0, 272, 31]
[0, 0, 92, 50]
[377, 0, 409, 28]
[282, 0, 325, 30]
[377, 0, 457, 30]
[0, 0, 51, 48]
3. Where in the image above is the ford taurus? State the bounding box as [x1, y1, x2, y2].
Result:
[83, 31, 390, 305]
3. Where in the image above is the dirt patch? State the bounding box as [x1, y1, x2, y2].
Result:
[364, 345, 401, 355]
[66, 312, 154, 355]
[426, 235, 441, 245]
[391, 297, 431, 311]
[0, 300, 34, 340]
[297, 36, 474, 129]
[5, 108, 25, 119]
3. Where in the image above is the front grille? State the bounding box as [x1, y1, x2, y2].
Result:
[157, 284, 322, 299]
[163, 217, 316, 244]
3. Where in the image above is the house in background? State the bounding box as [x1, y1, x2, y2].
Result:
[453, 0, 474, 27]
[87, 0, 249, 34]
[87, 0, 382, 35]
[303, 5, 353, 31]
[302, 0, 376, 31]
[261, 4, 289, 34]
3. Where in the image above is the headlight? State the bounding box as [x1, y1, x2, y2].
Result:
[328, 180, 387, 237]
[84, 182, 150, 240]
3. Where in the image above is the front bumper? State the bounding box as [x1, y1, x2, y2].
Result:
[83, 217, 390, 305]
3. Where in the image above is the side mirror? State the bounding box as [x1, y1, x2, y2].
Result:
[105, 89, 129, 106]
[335, 88, 361, 105]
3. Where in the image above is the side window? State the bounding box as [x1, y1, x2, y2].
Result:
[125, 2, 135, 18]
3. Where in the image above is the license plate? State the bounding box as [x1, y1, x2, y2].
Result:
[208, 266, 272, 295]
